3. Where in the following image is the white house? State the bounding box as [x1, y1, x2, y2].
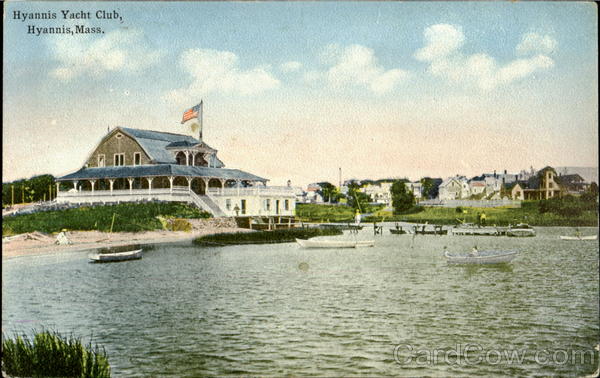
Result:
[438, 176, 470, 200]
[362, 182, 393, 205]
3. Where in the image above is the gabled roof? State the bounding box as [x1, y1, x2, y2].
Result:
[58, 164, 266, 182]
[558, 173, 585, 184]
[117, 127, 223, 167]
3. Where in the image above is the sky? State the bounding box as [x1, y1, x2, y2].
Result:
[3, 1, 598, 187]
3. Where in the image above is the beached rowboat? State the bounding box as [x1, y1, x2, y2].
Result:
[444, 250, 519, 264]
[89, 249, 143, 263]
[559, 235, 597, 240]
[295, 238, 374, 249]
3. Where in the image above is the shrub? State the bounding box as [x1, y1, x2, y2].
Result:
[2, 330, 110, 377]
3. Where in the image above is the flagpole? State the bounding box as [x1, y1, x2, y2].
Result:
[199, 100, 203, 142]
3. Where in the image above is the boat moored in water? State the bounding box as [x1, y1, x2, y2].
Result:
[444, 250, 519, 264]
[559, 235, 597, 240]
[295, 238, 374, 249]
[506, 223, 536, 237]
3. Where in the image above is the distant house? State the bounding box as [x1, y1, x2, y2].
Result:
[362, 182, 393, 205]
[468, 180, 486, 196]
[406, 181, 423, 200]
[438, 176, 469, 200]
[558, 173, 589, 194]
[509, 166, 563, 200]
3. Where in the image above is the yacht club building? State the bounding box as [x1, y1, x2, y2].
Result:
[56, 127, 296, 217]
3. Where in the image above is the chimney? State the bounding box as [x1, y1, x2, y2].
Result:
[287, 180, 291, 187]
[504, 169, 507, 175]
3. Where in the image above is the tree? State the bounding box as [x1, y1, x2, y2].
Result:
[391, 180, 415, 214]
[420, 177, 441, 199]
[317, 182, 338, 203]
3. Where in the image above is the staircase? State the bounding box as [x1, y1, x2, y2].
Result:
[188, 191, 227, 217]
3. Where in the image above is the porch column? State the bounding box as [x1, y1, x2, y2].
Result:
[146, 177, 154, 194]
[56, 183, 60, 196]
[218, 178, 225, 188]
[127, 178, 134, 194]
[168, 176, 174, 193]
[191, 152, 198, 167]
[184, 151, 190, 166]
[72, 180, 78, 192]
[109, 179, 114, 195]
[202, 178, 209, 195]
[90, 180, 96, 195]
[186, 177, 192, 191]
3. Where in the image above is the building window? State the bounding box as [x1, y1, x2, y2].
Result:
[133, 152, 141, 166]
[114, 153, 125, 166]
[284, 200, 289, 210]
[241, 199, 246, 215]
[226, 199, 231, 211]
[265, 199, 271, 211]
[98, 154, 105, 167]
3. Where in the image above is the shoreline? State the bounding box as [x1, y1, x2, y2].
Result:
[2, 227, 251, 260]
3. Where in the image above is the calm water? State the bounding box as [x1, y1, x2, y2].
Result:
[3, 226, 599, 376]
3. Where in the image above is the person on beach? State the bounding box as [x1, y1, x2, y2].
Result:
[355, 209, 361, 225]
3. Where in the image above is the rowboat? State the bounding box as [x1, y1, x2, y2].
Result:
[295, 238, 374, 249]
[89, 248, 143, 263]
[559, 235, 597, 240]
[444, 250, 519, 264]
[506, 223, 535, 237]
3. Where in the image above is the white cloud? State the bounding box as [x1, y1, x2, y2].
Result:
[324, 44, 409, 94]
[414, 24, 465, 61]
[415, 24, 555, 90]
[165, 48, 280, 101]
[280, 61, 302, 72]
[49, 29, 164, 80]
[516, 32, 558, 55]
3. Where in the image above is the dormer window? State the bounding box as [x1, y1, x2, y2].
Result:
[98, 154, 105, 167]
[133, 152, 141, 166]
[116, 133, 123, 139]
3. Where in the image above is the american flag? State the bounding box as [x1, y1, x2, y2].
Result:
[181, 102, 202, 124]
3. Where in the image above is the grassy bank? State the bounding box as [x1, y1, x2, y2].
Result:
[194, 227, 343, 245]
[2, 202, 210, 236]
[2, 330, 110, 377]
[296, 203, 384, 222]
[364, 201, 598, 227]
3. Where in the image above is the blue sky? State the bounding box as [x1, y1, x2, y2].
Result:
[3, 1, 598, 186]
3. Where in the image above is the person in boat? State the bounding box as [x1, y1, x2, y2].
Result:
[574, 228, 582, 237]
[469, 246, 479, 257]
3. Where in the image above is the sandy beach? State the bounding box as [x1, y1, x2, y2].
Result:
[2, 218, 251, 259]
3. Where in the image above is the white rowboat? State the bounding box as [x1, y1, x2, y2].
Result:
[444, 250, 519, 264]
[506, 224, 536, 237]
[295, 238, 374, 249]
[89, 249, 143, 262]
[559, 235, 597, 240]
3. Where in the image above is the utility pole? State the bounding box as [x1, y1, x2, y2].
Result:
[11, 185, 14, 206]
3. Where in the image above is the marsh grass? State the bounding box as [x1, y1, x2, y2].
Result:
[194, 227, 343, 245]
[2, 330, 110, 377]
[2, 202, 210, 236]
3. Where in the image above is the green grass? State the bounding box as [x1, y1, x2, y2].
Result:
[2, 330, 110, 377]
[194, 227, 343, 245]
[296, 203, 383, 222]
[363, 202, 598, 226]
[2, 202, 210, 236]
